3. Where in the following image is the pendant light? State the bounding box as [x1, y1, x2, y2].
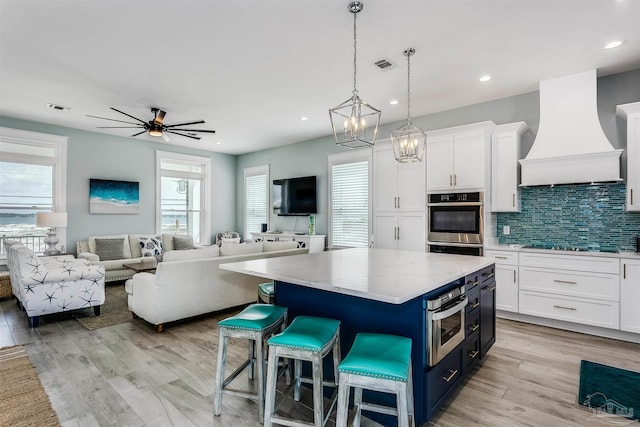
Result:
[390, 48, 426, 162]
[329, 1, 381, 149]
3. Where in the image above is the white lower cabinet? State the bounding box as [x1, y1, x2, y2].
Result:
[518, 252, 620, 330]
[620, 259, 640, 333]
[485, 250, 518, 312]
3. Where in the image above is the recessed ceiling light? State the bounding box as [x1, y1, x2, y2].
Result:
[300, 116, 308, 121]
[390, 100, 399, 105]
[479, 75, 492, 82]
[215, 141, 221, 145]
[46, 103, 71, 111]
[604, 40, 625, 49]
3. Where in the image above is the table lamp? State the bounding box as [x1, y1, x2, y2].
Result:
[36, 212, 67, 255]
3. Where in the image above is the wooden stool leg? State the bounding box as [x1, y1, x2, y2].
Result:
[407, 362, 415, 427]
[256, 337, 265, 424]
[336, 372, 350, 427]
[248, 338, 255, 381]
[294, 359, 302, 401]
[397, 382, 409, 427]
[353, 387, 363, 426]
[312, 353, 324, 427]
[214, 332, 227, 416]
[263, 348, 279, 427]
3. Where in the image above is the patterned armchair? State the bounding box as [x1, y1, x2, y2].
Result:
[7, 243, 106, 327]
[215, 231, 242, 247]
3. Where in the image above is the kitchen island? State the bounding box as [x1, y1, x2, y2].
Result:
[220, 248, 496, 425]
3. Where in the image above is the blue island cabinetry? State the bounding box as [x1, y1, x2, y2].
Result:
[274, 263, 496, 426]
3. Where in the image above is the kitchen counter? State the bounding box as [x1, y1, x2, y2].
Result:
[219, 247, 494, 304]
[486, 243, 640, 259]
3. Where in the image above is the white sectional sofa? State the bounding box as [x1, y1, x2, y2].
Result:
[125, 241, 308, 332]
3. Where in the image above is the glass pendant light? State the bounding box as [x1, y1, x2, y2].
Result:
[390, 48, 426, 162]
[329, 1, 381, 149]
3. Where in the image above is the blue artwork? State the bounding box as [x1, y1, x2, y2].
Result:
[89, 178, 139, 214]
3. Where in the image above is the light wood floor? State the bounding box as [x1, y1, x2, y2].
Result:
[1, 289, 639, 427]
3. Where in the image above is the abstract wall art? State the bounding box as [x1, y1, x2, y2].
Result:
[89, 178, 140, 214]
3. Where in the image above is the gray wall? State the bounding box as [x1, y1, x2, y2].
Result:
[236, 68, 640, 236]
[0, 116, 237, 253]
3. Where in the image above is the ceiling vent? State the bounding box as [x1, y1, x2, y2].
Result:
[374, 59, 394, 71]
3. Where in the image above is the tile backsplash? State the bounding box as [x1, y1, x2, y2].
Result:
[497, 182, 640, 251]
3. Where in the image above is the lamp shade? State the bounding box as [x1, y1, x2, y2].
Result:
[36, 212, 68, 228]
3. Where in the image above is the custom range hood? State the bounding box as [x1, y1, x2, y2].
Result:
[519, 69, 623, 186]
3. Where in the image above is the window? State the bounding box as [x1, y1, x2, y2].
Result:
[157, 151, 211, 245]
[244, 165, 269, 240]
[0, 127, 67, 257]
[328, 151, 371, 248]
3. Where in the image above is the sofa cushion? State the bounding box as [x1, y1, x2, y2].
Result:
[89, 234, 132, 259]
[95, 238, 126, 261]
[135, 235, 164, 258]
[173, 235, 195, 250]
[220, 242, 263, 257]
[163, 245, 220, 262]
[262, 241, 298, 252]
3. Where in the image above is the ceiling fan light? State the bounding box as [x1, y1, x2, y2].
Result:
[148, 128, 163, 137]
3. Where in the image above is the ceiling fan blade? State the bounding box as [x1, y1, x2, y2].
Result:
[97, 126, 144, 129]
[153, 110, 166, 125]
[164, 120, 205, 128]
[130, 130, 147, 137]
[169, 128, 216, 133]
[167, 130, 201, 140]
[86, 115, 141, 125]
[111, 107, 148, 125]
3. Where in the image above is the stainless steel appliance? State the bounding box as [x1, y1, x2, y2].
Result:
[426, 285, 468, 366]
[427, 192, 484, 255]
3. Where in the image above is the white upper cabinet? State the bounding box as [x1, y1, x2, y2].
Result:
[491, 122, 528, 212]
[617, 102, 640, 211]
[426, 122, 494, 192]
[373, 141, 425, 212]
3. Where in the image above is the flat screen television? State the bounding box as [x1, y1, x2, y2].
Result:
[272, 175, 317, 216]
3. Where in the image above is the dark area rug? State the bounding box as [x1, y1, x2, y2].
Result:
[579, 359, 639, 422]
[74, 284, 131, 330]
[0, 345, 60, 427]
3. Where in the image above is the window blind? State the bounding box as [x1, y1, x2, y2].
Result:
[330, 160, 369, 248]
[245, 173, 268, 236]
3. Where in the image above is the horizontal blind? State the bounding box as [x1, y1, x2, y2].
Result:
[246, 173, 267, 235]
[331, 160, 369, 247]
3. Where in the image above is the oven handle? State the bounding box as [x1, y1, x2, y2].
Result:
[427, 202, 484, 207]
[431, 297, 468, 321]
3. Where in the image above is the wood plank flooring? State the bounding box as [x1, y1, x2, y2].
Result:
[1, 290, 639, 427]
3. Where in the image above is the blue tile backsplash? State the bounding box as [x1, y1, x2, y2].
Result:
[496, 182, 640, 251]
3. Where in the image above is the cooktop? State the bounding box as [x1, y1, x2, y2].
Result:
[523, 244, 619, 253]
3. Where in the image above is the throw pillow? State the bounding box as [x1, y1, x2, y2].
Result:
[94, 238, 124, 261]
[138, 236, 164, 257]
[221, 237, 241, 246]
[173, 235, 195, 250]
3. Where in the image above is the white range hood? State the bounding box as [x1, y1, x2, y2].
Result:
[519, 69, 623, 186]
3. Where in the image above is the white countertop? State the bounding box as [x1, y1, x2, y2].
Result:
[219, 247, 494, 304]
[485, 244, 640, 260]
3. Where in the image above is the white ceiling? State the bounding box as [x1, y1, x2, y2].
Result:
[1, 0, 639, 155]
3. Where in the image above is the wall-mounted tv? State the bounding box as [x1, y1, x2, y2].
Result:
[272, 175, 317, 216]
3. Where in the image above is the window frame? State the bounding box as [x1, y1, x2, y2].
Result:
[327, 150, 372, 249]
[156, 151, 211, 245]
[244, 164, 270, 241]
[0, 127, 67, 259]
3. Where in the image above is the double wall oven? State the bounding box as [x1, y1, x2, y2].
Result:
[427, 191, 484, 256]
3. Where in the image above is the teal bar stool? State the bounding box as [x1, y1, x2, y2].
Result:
[264, 315, 341, 427]
[336, 333, 414, 427]
[214, 303, 288, 423]
[258, 281, 275, 304]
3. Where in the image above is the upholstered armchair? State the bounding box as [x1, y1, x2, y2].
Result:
[215, 231, 242, 246]
[7, 243, 106, 327]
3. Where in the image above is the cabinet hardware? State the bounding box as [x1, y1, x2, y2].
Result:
[449, 174, 453, 186]
[454, 174, 457, 186]
[488, 285, 496, 292]
[470, 302, 480, 309]
[631, 188, 634, 205]
[467, 280, 479, 288]
[553, 279, 577, 285]
[468, 350, 479, 359]
[482, 272, 495, 278]
[553, 305, 577, 311]
[442, 369, 458, 383]
[470, 324, 479, 332]
[397, 197, 400, 209]
[397, 227, 400, 241]
[495, 256, 508, 259]
[624, 263, 626, 279]
[513, 270, 516, 282]
[512, 193, 515, 207]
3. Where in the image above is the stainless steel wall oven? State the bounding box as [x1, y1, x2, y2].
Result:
[427, 192, 484, 255]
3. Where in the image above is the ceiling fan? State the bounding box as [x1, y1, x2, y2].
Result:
[87, 107, 216, 141]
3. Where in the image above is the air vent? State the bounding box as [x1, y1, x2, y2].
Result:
[374, 59, 394, 70]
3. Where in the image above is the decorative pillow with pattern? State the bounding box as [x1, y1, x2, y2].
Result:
[138, 236, 164, 257]
[221, 237, 241, 246]
[94, 238, 125, 261]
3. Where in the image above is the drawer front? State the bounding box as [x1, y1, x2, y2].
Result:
[519, 291, 620, 329]
[462, 332, 481, 370]
[466, 292, 480, 314]
[519, 267, 619, 301]
[480, 264, 496, 284]
[465, 307, 480, 336]
[485, 250, 518, 266]
[465, 272, 481, 294]
[519, 252, 619, 274]
[427, 347, 463, 408]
